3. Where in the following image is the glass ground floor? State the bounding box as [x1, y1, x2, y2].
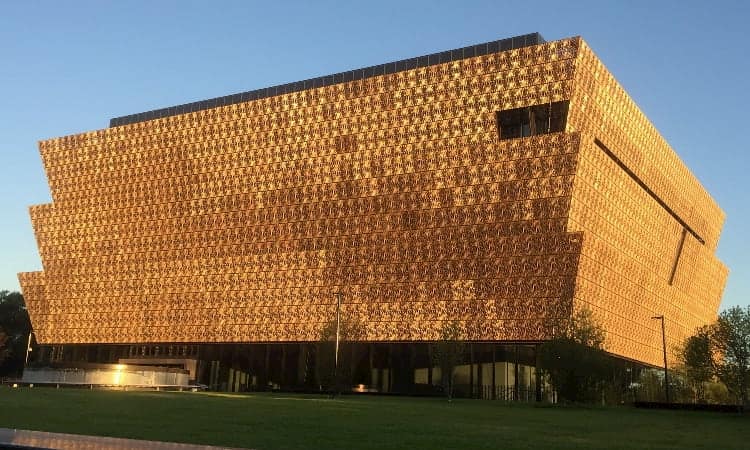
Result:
[32, 342, 560, 400]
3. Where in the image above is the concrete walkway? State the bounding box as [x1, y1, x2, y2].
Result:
[0, 428, 246, 449]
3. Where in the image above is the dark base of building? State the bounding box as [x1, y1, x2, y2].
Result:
[31, 342, 581, 401]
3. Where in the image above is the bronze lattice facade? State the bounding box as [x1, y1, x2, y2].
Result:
[20, 34, 727, 369]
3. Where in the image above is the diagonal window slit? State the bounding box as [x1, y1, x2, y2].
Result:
[593, 138, 705, 245]
[669, 229, 688, 285]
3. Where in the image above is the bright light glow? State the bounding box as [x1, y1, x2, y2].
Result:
[113, 365, 125, 385]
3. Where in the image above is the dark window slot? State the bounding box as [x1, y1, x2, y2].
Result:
[669, 229, 688, 285]
[594, 138, 705, 245]
[496, 101, 569, 140]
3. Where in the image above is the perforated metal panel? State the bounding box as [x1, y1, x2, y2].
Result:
[19, 36, 726, 367]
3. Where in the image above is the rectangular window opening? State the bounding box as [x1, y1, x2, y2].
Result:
[496, 101, 569, 140]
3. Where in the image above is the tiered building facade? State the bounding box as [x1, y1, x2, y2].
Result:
[20, 33, 727, 395]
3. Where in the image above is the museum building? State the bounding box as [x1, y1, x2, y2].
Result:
[19, 33, 727, 396]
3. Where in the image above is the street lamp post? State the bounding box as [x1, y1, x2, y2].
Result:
[651, 315, 669, 403]
[333, 292, 343, 397]
[24, 331, 33, 366]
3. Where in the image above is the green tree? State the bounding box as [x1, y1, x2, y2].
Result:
[679, 325, 714, 402]
[636, 369, 672, 402]
[538, 308, 611, 403]
[712, 306, 750, 407]
[705, 380, 732, 404]
[0, 291, 32, 376]
[430, 321, 465, 401]
[0, 331, 10, 366]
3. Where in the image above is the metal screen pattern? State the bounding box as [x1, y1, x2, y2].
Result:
[565, 41, 727, 365]
[19, 36, 727, 367]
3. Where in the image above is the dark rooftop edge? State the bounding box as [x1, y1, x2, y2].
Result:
[110, 32, 545, 128]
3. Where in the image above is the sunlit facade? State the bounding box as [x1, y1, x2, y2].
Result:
[19, 33, 726, 395]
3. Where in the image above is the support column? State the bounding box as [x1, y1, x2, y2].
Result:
[231, 344, 238, 392]
[477, 345, 483, 400]
[535, 344, 542, 402]
[513, 344, 520, 401]
[469, 343, 474, 398]
[427, 344, 433, 387]
[377, 345, 384, 392]
[314, 343, 321, 389]
[263, 344, 270, 388]
[491, 344, 497, 400]
[388, 344, 393, 393]
[368, 344, 374, 387]
[298, 343, 306, 386]
[409, 343, 416, 394]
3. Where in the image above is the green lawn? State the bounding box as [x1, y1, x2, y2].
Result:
[0, 388, 747, 449]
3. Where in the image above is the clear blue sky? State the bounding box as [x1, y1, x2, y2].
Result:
[1, 1, 747, 309]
